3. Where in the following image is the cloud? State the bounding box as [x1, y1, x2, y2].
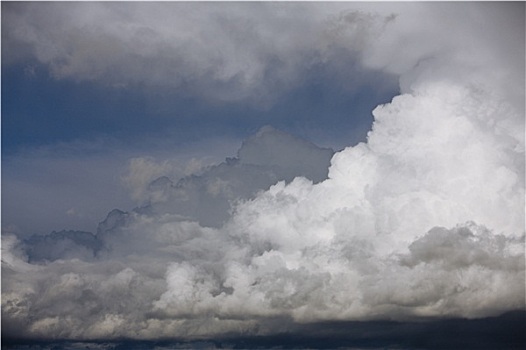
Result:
[128, 126, 334, 227]
[5, 3, 522, 109]
[3, 218, 523, 339]
[2, 1, 525, 342]
[400, 223, 525, 272]
[4, 102, 524, 338]
[360, 2, 525, 113]
[22, 230, 101, 263]
[121, 156, 212, 204]
[1, 137, 237, 236]
[2, 2, 397, 106]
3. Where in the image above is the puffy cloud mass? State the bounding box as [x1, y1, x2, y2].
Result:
[2, 1, 525, 341]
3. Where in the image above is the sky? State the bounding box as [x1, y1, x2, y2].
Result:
[2, 1, 525, 348]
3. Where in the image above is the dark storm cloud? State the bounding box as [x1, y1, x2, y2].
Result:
[4, 311, 526, 349]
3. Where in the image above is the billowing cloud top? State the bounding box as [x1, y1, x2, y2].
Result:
[2, 1, 525, 342]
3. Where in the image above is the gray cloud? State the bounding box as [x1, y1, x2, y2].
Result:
[132, 126, 334, 227]
[2, 1, 524, 342]
[1, 137, 239, 236]
[3, 218, 523, 339]
[2, 2, 396, 106]
[22, 230, 102, 263]
[4, 3, 523, 110]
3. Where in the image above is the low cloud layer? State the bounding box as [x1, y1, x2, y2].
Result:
[2, 2, 525, 342]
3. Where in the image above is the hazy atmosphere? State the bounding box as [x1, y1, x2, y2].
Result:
[2, 2, 525, 349]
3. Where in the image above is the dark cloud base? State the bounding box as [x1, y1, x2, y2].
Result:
[3, 310, 525, 350]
